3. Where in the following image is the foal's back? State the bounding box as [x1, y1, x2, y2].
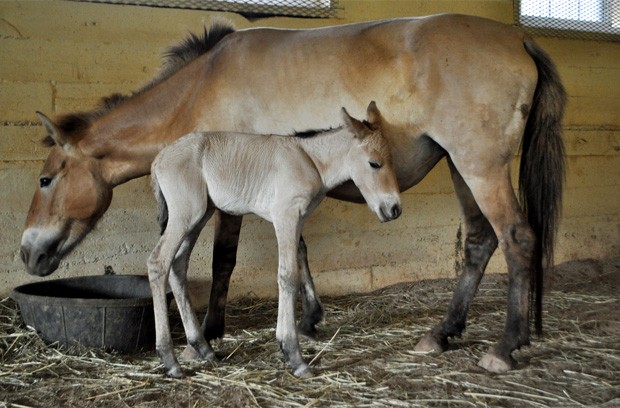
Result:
[156, 131, 319, 220]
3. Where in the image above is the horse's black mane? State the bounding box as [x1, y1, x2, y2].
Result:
[293, 127, 336, 138]
[47, 21, 236, 142]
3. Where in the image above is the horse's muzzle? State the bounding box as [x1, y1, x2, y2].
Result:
[20, 241, 61, 277]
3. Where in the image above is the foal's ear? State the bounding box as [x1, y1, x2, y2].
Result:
[36, 112, 76, 154]
[341, 107, 370, 139]
[365, 101, 383, 130]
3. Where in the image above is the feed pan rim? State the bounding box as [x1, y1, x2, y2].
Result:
[11, 274, 156, 308]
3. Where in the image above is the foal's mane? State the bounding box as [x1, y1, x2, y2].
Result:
[44, 21, 236, 146]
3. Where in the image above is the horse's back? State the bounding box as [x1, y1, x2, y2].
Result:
[198, 14, 537, 139]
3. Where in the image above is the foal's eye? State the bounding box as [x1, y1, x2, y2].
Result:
[369, 161, 382, 169]
[39, 177, 53, 188]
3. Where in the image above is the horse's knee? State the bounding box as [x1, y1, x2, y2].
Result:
[500, 223, 536, 259]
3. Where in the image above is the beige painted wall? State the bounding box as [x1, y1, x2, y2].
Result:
[1, 0, 618, 306]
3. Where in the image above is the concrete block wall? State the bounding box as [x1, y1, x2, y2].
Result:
[1, 0, 618, 306]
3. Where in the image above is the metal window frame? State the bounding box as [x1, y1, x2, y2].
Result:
[515, 0, 619, 41]
[75, 0, 340, 18]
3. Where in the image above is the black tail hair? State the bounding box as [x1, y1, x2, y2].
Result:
[520, 39, 567, 336]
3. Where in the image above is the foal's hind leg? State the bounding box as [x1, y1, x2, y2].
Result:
[415, 158, 498, 353]
[298, 236, 324, 339]
[170, 208, 216, 364]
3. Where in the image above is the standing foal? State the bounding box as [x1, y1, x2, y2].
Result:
[148, 102, 401, 378]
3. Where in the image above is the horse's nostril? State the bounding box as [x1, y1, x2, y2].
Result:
[36, 253, 47, 265]
[20, 248, 28, 264]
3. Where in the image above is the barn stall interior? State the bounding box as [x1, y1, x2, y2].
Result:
[0, 0, 618, 406]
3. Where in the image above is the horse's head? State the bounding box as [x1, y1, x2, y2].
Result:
[342, 102, 402, 223]
[20, 113, 113, 276]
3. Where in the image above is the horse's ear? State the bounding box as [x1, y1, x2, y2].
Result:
[36, 112, 76, 154]
[365, 101, 383, 130]
[341, 107, 369, 139]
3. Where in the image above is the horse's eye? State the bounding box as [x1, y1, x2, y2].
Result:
[39, 177, 53, 188]
[369, 161, 382, 169]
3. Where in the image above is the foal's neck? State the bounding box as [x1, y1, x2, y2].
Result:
[298, 128, 353, 190]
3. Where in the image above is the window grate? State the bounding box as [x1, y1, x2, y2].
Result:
[76, 0, 339, 18]
[516, 0, 619, 41]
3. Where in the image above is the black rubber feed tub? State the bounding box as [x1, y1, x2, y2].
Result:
[11, 275, 166, 353]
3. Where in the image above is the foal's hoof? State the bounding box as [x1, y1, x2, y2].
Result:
[179, 344, 215, 362]
[166, 365, 185, 379]
[414, 332, 445, 353]
[478, 351, 516, 373]
[293, 364, 314, 379]
[179, 345, 200, 362]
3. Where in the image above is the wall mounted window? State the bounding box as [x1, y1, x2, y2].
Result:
[77, 0, 339, 18]
[516, 0, 619, 41]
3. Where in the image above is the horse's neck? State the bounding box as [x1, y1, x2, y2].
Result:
[298, 129, 353, 190]
[80, 68, 203, 186]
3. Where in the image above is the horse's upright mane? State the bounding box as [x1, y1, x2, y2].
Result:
[45, 21, 236, 145]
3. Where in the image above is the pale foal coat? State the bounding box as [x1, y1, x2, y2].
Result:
[148, 103, 401, 378]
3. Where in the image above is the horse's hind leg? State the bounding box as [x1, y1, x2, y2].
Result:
[415, 158, 498, 353]
[298, 235, 324, 339]
[201, 211, 243, 342]
[449, 163, 535, 373]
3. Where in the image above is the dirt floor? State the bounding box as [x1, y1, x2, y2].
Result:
[1, 257, 618, 407]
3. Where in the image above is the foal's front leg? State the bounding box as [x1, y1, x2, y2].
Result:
[274, 216, 312, 377]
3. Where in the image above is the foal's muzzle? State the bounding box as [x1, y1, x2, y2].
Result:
[380, 203, 402, 222]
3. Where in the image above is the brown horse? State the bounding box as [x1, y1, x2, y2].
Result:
[21, 14, 565, 373]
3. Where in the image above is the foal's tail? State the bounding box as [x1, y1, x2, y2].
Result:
[152, 172, 169, 235]
[520, 39, 567, 336]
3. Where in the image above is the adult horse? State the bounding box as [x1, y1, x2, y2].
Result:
[21, 14, 565, 373]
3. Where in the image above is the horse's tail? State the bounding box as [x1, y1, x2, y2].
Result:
[152, 171, 169, 235]
[520, 39, 567, 336]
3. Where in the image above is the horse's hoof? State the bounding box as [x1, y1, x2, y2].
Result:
[414, 332, 444, 353]
[293, 364, 313, 378]
[299, 324, 319, 340]
[478, 351, 516, 373]
[166, 365, 185, 378]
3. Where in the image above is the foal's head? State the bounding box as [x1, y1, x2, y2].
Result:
[20, 113, 113, 276]
[342, 102, 401, 222]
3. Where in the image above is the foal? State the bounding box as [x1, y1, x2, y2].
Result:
[148, 102, 401, 378]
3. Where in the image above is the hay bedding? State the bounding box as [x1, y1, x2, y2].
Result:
[1, 258, 618, 407]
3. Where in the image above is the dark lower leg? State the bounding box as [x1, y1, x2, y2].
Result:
[480, 223, 535, 372]
[417, 216, 497, 351]
[298, 236, 324, 338]
[202, 212, 243, 341]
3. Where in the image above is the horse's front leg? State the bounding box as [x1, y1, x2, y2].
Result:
[274, 216, 311, 378]
[298, 236, 324, 339]
[415, 159, 498, 353]
[202, 211, 243, 341]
